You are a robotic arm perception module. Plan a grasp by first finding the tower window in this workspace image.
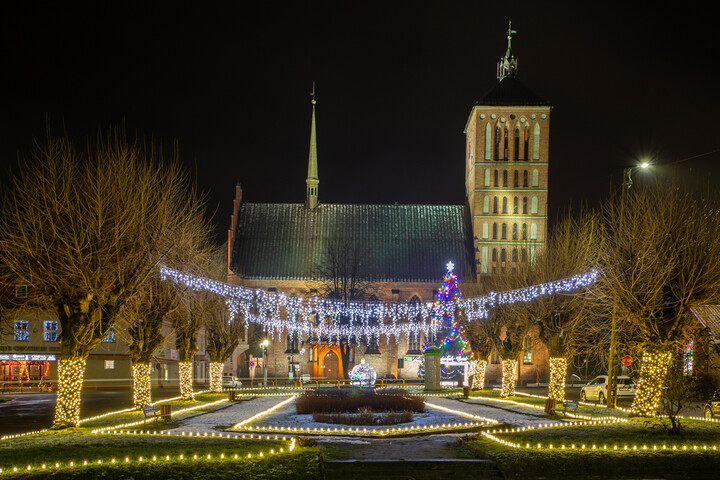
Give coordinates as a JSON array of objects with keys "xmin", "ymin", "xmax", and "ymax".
[
  {"xmin": 531, "ymin": 196, "xmax": 538, "ymax": 214},
  {"xmin": 495, "ymin": 125, "xmax": 501, "ymax": 160},
  {"xmin": 530, "ymin": 223, "xmax": 538, "ymax": 240},
  {"xmin": 501, "ymin": 224, "xmax": 507, "ymax": 239},
  {"xmin": 513, "ymin": 197, "xmax": 518, "ymax": 214},
  {"xmin": 514, "ymin": 127, "xmax": 520, "ymax": 160},
  {"xmin": 532, "ymin": 169, "xmax": 539, "ymax": 187},
  {"xmin": 494, "ymin": 170, "xmax": 499, "ymax": 187},
  {"xmin": 523, "ymin": 126, "xmax": 529, "ymax": 161},
  {"xmin": 513, "ymin": 223, "xmax": 518, "ymax": 240},
  {"xmin": 483, "ymin": 196, "xmax": 490, "ymax": 213},
  {"xmin": 504, "ymin": 127, "xmax": 509, "ymax": 160},
  {"xmin": 493, "ymin": 197, "xmax": 498, "ymax": 214},
  {"xmin": 523, "ymin": 170, "xmax": 528, "ymax": 187},
  {"xmin": 502, "ymin": 197, "xmax": 507, "ymax": 214},
  {"xmin": 513, "ymin": 170, "xmax": 519, "ymax": 187},
  {"xmin": 492, "ymin": 223, "xmax": 498, "ymax": 239},
  {"xmin": 502, "ymin": 170, "xmax": 508, "ymax": 187},
  {"xmin": 484, "ymin": 168, "xmax": 491, "ymax": 187},
  {"xmin": 482, "ymin": 222, "xmax": 489, "ymax": 239},
  {"xmin": 501, "ymin": 248, "xmax": 506, "ymax": 262},
  {"xmin": 523, "ymin": 197, "xmax": 528, "ymax": 214},
  {"xmin": 522, "ymin": 223, "xmax": 527, "ymax": 240},
  {"xmin": 492, "ymin": 248, "xmax": 497, "ymax": 261},
  {"xmin": 512, "ymin": 248, "xmax": 518, "ymax": 262}
]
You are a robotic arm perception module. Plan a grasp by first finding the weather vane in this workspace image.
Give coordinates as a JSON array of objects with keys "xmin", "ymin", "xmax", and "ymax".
[{"xmin": 310, "ymin": 81, "xmax": 316, "ymax": 105}]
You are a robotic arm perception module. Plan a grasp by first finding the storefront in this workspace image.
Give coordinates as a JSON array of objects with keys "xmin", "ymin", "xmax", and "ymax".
[{"xmin": 0, "ymin": 354, "xmax": 56, "ymax": 385}]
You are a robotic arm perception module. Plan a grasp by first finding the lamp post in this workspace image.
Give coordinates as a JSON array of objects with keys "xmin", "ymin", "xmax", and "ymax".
[
  {"xmin": 607, "ymin": 161, "xmax": 649, "ymax": 407},
  {"xmin": 261, "ymin": 339, "xmax": 269, "ymax": 387}
]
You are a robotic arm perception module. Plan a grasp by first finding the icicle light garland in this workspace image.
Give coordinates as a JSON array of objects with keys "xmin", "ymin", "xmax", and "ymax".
[
  {"xmin": 159, "ymin": 265, "xmax": 599, "ymax": 343},
  {"xmin": 132, "ymin": 364, "xmax": 152, "ymax": 408},
  {"xmin": 631, "ymin": 350, "xmax": 672, "ymax": 417},
  {"xmin": 179, "ymin": 362, "xmax": 194, "ymax": 400},
  {"xmin": 54, "ymin": 359, "xmax": 87, "ymax": 426},
  {"xmin": 501, "ymin": 359, "xmax": 517, "ymax": 397},
  {"xmin": 209, "ymin": 363, "xmax": 224, "ymax": 392},
  {"xmin": 548, "ymin": 357, "xmax": 568, "ymax": 402},
  {"xmin": 472, "ymin": 359, "xmax": 487, "ymax": 389}
]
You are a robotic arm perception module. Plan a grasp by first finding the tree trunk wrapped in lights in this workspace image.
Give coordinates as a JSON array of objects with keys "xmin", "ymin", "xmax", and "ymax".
[
  {"xmin": 132, "ymin": 363, "xmax": 152, "ymax": 408},
  {"xmin": 548, "ymin": 357, "xmax": 568, "ymax": 401},
  {"xmin": 179, "ymin": 361, "xmax": 194, "ymax": 400},
  {"xmin": 501, "ymin": 359, "xmax": 517, "ymax": 397},
  {"xmin": 54, "ymin": 359, "xmax": 86, "ymax": 427},
  {"xmin": 472, "ymin": 359, "xmax": 487, "ymax": 389},
  {"xmin": 209, "ymin": 362, "xmax": 224, "ymax": 392},
  {"xmin": 631, "ymin": 350, "xmax": 672, "ymax": 417}
]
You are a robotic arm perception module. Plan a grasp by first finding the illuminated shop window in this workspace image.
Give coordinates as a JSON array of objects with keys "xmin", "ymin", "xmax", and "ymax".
[{"xmin": 523, "ymin": 337, "xmax": 533, "ymax": 364}]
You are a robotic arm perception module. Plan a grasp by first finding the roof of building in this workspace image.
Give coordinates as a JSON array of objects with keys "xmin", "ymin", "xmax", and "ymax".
[
  {"xmin": 230, "ymin": 203, "xmax": 476, "ymax": 283},
  {"xmin": 475, "ymin": 77, "xmax": 550, "ymax": 107},
  {"xmin": 691, "ymin": 305, "xmax": 720, "ymax": 340}
]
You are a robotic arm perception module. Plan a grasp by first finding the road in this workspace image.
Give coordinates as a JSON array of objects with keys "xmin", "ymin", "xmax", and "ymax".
[{"xmin": 0, "ymin": 388, "xmax": 182, "ymax": 436}]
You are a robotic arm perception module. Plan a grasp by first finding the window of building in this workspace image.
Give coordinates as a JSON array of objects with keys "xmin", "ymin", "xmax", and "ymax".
[
  {"xmin": 494, "ymin": 125, "xmax": 501, "ymax": 160},
  {"xmin": 532, "ymin": 169, "xmax": 539, "ymax": 187},
  {"xmin": 15, "ymin": 285, "xmax": 28, "ymax": 299},
  {"xmin": 483, "ymin": 196, "xmax": 489, "ymax": 213},
  {"xmin": 523, "ymin": 170, "xmax": 528, "ymax": 187},
  {"xmin": 492, "ymin": 248, "xmax": 497, "ymax": 261},
  {"xmin": 407, "ymin": 296, "xmax": 422, "ymax": 354},
  {"xmin": 514, "ymin": 128, "xmax": 520, "ymax": 160},
  {"xmin": 502, "ymin": 170, "xmax": 508, "ymax": 187},
  {"xmin": 482, "ymin": 222, "xmax": 489, "ymax": 239},
  {"xmin": 44, "ymin": 321, "xmax": 58, "ymax": 342},
  {"xmin": 286, "ymin": 316, "xmax": 300, "ymax": 353},
  {"xmin": 500, "ymin": 248, "xmax": 506, "ymax": 262},
  {"xmin": 513, "ymin": 170, "xmax": 519, "ymax": 187},
  {"xmin": 512, "ymin": 248, "xmax": 518, "ymax": 262},
  {"xmin": 531, "ymin": 196, "xmax": 538, "ymax": 214},
  {"xmin": 530, "ymin": 223, "xmax": 538, "ymax": 240},
  {"xmin": 512, "ymin": 223, "xmax": 518, "ymax": 240},
  {"xmin": 104, "ymin": 360, "xmax": 115, "ymax": 370},
  {"xmin": 522, "ymin": 223, "xmax": 527, "ymax": 239},
  {"xmin": 492, "ymin": 223, "xmax": 497, "ymax": 239},
  {"xmin": 494, "ymin": 169, "xmax": 499, "ymax": 186},
  {"xmin": 103, "ymin": 326, "xmax": 116, "ymax": 343},
  {"xmin": 484, "ymin": 168, "xmax": 491, "ymax": 187},
  {"xmin": 523, "ymin": 197, "xmax": 528, "ymax": 214},
  {"xmin": 502, "ymin": 197, "xmax": 507, "ymax": 214},
  {"xmin": 523, "ymin": 126, "xmax": 529, "ymax": 161},
  {"xmin": 391, "ymin": 289, "xmax": 400, "ymax": 295},
  {"xmin": 485, "ymin": 123, "xmax": 492, "ymax": 160},
  {"xmin": 503, "ymin": 127, "xmax": 509, "ymax": 160},
  {"xmin": 522, "ymin": 248, "xmax": 527, "ymax": 262},
  {"xmin": 501, "ymin": 223, "xmax": 507, "ymax": 239},
  {"xmin": 365, "ymin": 333, "xmax": 380, "ymax": 354},
  {"xmin": 513, "ymin": 197, "xmax": 518, "ymax": 214},
  {"xmin": 523, "ymin": 337, "xmax": 533, "ymax": 364},
  {"xmin": 14, "ymin": 320, "xmax": 30, "ymax": 341},
  {"xmin": 493, "ymin": 197, "xmax": 498, "ymax": 213},
  {"xmin": 533, "ymin": 123, "xmax": 540, "ymax": 160}
]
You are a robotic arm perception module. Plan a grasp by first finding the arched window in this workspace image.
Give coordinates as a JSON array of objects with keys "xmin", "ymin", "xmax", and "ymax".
[
  {"xmin": 530, "ymin": 223, "xmax": 538, "ymax": 240},
  {"xmin": 501, "ymin": 248, "xmax": 507, "ymax": 262},
  {"xmin": 494, "ymin": 124, "xmax": 501, "ymax": 160},
  {"xmin": 482, "ymin": 222, "xmax": 489, "ymax": 239},
  {"xmin": 494, "ymin": 169, "xmax": 499, "ymax": 187},
  {"xmin": 407, "ymin": 296, "xmax": 422, "ymax": 353},
  {"xmin": 286, "ymin": 295, "xmax": 299, "ymax": 353},
  {"xmin": 514, "ymin": 170, "xmax": 519, "ymax": 187},
  {"xmin": 513, "ymin": 197, "xmax": 518, "ymax": 214},
  {"xmin": 503, "ymin": 170, "xmax": 508, "ymax": 187},
  {"xmin": 483, "ymin": 196, "xmax": 490, "ymax": 213},
  {"xmin": 484, "ymin": 168, "xmax": 491, "ymax": 187},
  {"xmin": 492, "ymin": 248, "xmax": 497, "ymax": 261},
  {"xmin": 533, "ymin": 123, "xmax": 540, "ymax": 160},
  {"xmin": 512, "ymin": 248, "xmax": 518, "ymax": 262},
  {"xmin": 513, "ymin": 223, "xmax": 518, "ymax": 240},
  {"xmin": 504, "ymin": 126, "xmax": 509, "ymax": 160},
  {"xmin": 523, "ymin": 170, "xmax": 528, "ymax": 187},
  {"xmin": 532, "ymin": 169, "xmax": 539, "ymax": 187},
  {"xmin": 514, "ymin": 127, "xmax": 520, "ymax": 160},
  {"xmin": 531, "ymin": 196, "xmax": 538, "ymax": 214},
  {"xmin": 485, "ymin": 123, "xmax": 492, "ymax": 160},
  {"xmin": 502, "ymin": 197, "xmax": 507, "ymax": 213},
  {"xmin": 493, "ymin": 197, "xmax": 498, "ymax": 213},
  {"xmin": 523, "ymin": 125, "xmax": 529, "ymax": 161},
  {"xmin": 523, "ymin": 197, "xmax": 528, "ymax": 214},
  {"xmin": 522, "ymin": 248, "xmax": 527, "ymax": 262},
  {"xmin": 501, "ymin": 223, "xmax": 507, "ymax": 239},
  {"xmin": 522, "ymin": 223, "xmax": 527, "ymax": 239},
  {"xmin": 492, "ymin": 223, "xmax": 498, "ymax": 239}
]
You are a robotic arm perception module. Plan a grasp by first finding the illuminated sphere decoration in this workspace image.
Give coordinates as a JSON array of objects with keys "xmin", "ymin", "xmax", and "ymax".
[{"xmin": 350, "ymin": 362, "xmax": 377, "ymax": 387}]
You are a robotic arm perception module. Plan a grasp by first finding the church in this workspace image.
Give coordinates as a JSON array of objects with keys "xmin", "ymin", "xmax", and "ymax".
[{"xmin": 226, "ymin": 25, "xmax": 552, "ymax": 385}]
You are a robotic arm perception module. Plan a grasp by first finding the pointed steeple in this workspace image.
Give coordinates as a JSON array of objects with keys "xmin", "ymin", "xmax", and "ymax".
[
  {"xmin": 497, "ymin": 21, "xmax": 518, "ymax": 80},
  {"xmin": 305, "ymin": 83, "xmax": 319, "ymax": 209}
]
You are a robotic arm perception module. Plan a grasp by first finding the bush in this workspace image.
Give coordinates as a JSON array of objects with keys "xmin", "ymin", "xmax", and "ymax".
[
  {"xmin": 295, "ymin": 388, "xmax": 424, "ymax": 414},
  {"xmin": 312, "ymin": 411, "xmax": 413, "ymax": 426}
]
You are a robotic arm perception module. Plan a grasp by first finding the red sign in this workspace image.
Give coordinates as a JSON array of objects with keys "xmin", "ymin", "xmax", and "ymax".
[{"xmin": 622, "ymin": 355, "xmax": 633, "ymax": 366}]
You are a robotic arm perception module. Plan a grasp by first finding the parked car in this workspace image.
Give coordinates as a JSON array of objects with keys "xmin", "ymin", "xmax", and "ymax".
[
  {"xmin": 222, "ymin": 375, "xmax": 242, "ymax": 388},
  {"xmin": 580, "ymin": 375, "xmax": 637, "ymax": 402},
  {"xmin": 703, "ymin": 389, "xmax": 720, "ymax": 418}
]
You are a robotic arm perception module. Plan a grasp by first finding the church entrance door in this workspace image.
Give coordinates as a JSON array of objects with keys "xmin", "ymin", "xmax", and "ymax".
[{"xmin": 323, "ymin": 352, "xmax": 339, "ymax": 379}]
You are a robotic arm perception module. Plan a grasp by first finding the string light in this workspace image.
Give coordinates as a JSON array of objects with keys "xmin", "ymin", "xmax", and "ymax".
[
  {"xmin": 209, "ymin": 363, "xmax": 224, "ymax": 393},
  {"xmin": 501, "ymin": 359, "xmax": 517, "ymax": 397},
  {"xmin": 472, "ymin": 359, "xmax": 487, "ymax": 389},
  {"xmin": 54, "ymin": 359, "xmax": 87, "ymax": 427},
  {"xmin": 548, "ymin": 358, "xmax": 568, "ymax": 402},
  {"xmin": 631, "ymin": 350, "xmax": 672, "ymax": 417},
  {"xmin": 179, "ymin": 362, "xmax": 194, "ymax": 400},
  {"xmin": 132, "ymin": 363, "xmax": 152, "ymax": 408}
]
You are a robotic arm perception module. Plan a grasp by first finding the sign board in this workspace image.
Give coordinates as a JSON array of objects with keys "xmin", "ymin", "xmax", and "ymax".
[
  {"xmin": 622, "ymin": 355, "xmax": 633, "ymax": 366},
  {"xmin": 0, "ymin": 354, "xmax": 57, "ymax": 361}
]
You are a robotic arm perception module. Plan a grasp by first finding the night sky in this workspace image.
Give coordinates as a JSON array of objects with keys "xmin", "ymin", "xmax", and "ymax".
[{"xmin": 2, "ymin": 2, "xmax": 718, "ymax": 245}]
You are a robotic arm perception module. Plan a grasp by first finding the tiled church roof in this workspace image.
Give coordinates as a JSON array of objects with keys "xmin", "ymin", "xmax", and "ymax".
[
  {"xmin": 475, "ymin": 77, "xmax": 550, "ymax": 107},
  {"xmin": 230, "ymin": 203, "xmax": 475, "ymax": 283}
]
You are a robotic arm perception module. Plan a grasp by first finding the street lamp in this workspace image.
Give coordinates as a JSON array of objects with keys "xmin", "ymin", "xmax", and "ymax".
[
  {"xmin": 607, "ymin": 161, "xmax": 651, "ymax": 407},
  {"xmin": 261, "ymin": 339, "xmax": 269, "ymax": 387}
]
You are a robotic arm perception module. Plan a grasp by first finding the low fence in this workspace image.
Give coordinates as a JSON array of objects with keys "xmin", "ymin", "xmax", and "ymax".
[{"xmin": 239, "ymin": 377, "xmax": 425, "ymax": 389}]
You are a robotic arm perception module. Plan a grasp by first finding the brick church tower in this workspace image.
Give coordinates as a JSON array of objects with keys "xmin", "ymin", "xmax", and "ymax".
[{"xmin": 464, "ymin": 22, "xmax": 552, "ymax": 276}]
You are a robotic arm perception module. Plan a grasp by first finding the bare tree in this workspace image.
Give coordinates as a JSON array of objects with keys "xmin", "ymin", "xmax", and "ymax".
[
  {"xmin": 313, "ymin": 239, "xmax": 377, "ymax": 379},
  {"xmin": 592, "ymin": 182, "xmax": 720, "ymax": 416},
  {"xmin": 0, "ymin": 128, "xmax": 206, "ymax": 427},
  {"xmin": 205, "ymin": 296, "xmax": 245, "ymax": 392}
]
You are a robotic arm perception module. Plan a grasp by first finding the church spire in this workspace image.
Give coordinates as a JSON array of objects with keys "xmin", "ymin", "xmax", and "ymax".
[
  {"xmin": 305, "ymin": 83, "xmax": 319, "ymax": 209},
  {"xmin": 497, "ymin": 21, "xmax": 518, "ymax": 80}
]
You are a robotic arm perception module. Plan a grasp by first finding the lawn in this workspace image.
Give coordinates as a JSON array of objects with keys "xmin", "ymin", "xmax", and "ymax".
[{"xmin": 463, "ymin": 417, "xmax": 720, "ymax": 479}]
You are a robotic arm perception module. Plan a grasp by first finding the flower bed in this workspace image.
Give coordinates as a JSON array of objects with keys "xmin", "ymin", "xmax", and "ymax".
[
  {"xmin": 295, "ymin": 388, "xmax": 424, "ymax": 414},
  {"xmin": 311, "ymin": 411, "xmax": 413, "ymax": 426}
]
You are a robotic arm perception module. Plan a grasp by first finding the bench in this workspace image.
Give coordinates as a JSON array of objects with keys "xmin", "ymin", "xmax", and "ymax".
[
  {"xmin": 551, "ymin": 400, "xmax": 579, "ymax": 416},
  {"xmin": 142, "ymin": 405, "xmax": 171, "ymax": 424}
]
